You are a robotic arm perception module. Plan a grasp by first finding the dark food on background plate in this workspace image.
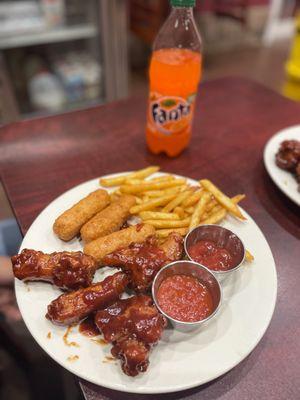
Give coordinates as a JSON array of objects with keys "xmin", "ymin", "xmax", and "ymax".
[
  {"xmin": 46, "ymin": 272, "xmax": 128, "ymax": 325},
  {"xmin": 103, "ymin": 233, "xmax": 183, "ymax": 292},
  {"xmin": 95, "ymin": 295, "xmax": 167, "ymax": 376},
  {"xmin": 12, "ymin": 249, "xmax": 97, "ymax": 291},
  {"xmin": 275, "ymin": 140, "xmax": 300, "ymax": 189}
]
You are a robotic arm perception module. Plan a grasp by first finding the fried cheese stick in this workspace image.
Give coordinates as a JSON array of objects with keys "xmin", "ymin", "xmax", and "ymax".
[
  {"xmin": 84, "ymin": 224, "xmax": 155, "ymax": 264},
  {"xmin": 53, "ymin": 189, "xmax": 110, "ymax": 241},
  {"xmin": 80, "ymin": 195, "xmax": 136, "ymax": 243}
]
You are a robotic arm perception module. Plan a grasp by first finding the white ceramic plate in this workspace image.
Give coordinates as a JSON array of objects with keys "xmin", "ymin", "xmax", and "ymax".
[
  {"xmin": 15, "ymin": 173, "xmax": 277, "ymax": 394},
  {"xmin": 264, "ymin": 125, "xmax": 300, "ymax": 206}
]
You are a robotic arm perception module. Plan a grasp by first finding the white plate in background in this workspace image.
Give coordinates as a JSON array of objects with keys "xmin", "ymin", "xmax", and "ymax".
[
  {"xmin": 15, "ymin": 173, "xmax": 277, "ymax": 394},
  {"xmin": 264, "ymin": 125, "xmax": 300, "ymax": 206}
]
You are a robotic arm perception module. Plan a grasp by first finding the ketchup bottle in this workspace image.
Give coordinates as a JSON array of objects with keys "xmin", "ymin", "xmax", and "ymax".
[{"xmin": 146, "ymin": 0, "xmax": 202, "ymax": 157}]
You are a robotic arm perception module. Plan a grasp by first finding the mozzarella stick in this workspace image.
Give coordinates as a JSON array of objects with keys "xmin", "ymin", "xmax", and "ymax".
[
  {"xmin": 84, "ymin": 224, "xmax": 155, "ymax": 264},
  {"xmin": 81, "ymin": 195, "xmax": 136, "ymax": 243},
  {"xmin": 53, "ymin": 189, "xmax": 110, "ymax": 241}
]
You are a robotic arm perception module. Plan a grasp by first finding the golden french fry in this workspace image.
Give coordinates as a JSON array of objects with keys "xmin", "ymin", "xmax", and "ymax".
[
  {"xmin": 100, "ymin": 175, "xmax": 129, "ymax": 187},
  {"xmin": 201, "ymin": 208, "xmax": 227, "ymax": 225},
  {"xmin": 185, "ymin": 206, "xmax": 195, "ymax": 214},
  {"xmin": 182, "ymin": 189, "xmax": 203, "ymax": 208},
  {"xmin": 189, "ymin": 192, "xmax": 211, "ymax": 229},
  {"xmin": 232, "ymin": 194, "xmax": 246, "ymax": 204},
  {"xmin": 130, "ymin": 194, "xmax": 176, "ymax": 214},
  {"xmin": 100, "ymin": 166, "xmax": 159, "ymax": 187},
  {"xmin": 120, "ymin": 179, "xmax": 186, "ymax": 194},
  {"xmin": 134, "ymin": 196, "xmax": 143, "ymax": 205},
  {"xmin": 146, "ymin": 186, "xmax": 187, "ymax": 198},
  {"xmin": 131, "ymin": 166, "xmax": 160, "ymax": 179},
  {"xmin": 174, "ymin": 206, "xmax": 185, "ymax": 219},
  {"xmin": 205, "ymin": 199, "xmax": 218, "ymax": 214},
  {"xmin": 156, "ymin": 228, "xmax": 188, "ymax": 238},
  {"xmin": 245, "ymin": 250, "xmax": 254, "ymax": 262},
  {"xmin": 200, "ymin": 179, "xmax": 246, "ymax": 220},
  {"xmin": 200, "ymin": 212, "xmax": 209, "ymax": 221},
  {"xmin": 143, "ymin": 195, "xmax": 150, "ymax": 202},
  {"xmin": 200, "ymin": 194, "xmax": 244, "ymax": 212},
  {"xmin": 208, "ymin": 204, "xmax": 222, "ymax": 215},
  {"xmin": 162, "ymin": 190, "xmax": 192, "ymax": 212},
  {"xmin": 146, "ymin": 218, "xmax": 190, "ymax": 229},
  {"xmin": 148, "ymin": 175, "xmax": 174, "ymax": 183},
  {"xmin": 203, "ymin": 194, "xmax": 243, "ymax": 213},
  {"xmin": 203, "ymin": 194, "xmax": 244, "ymax": 220},
  {"xmin": 200, "ymin": 194, "xmax": 243, "ymax": 223},
  {"xmin": 140, "ymin": 211, "xmax": 180, "ymax": 221},
  {"xmin": 125, "ymin": 178, "xmax": 144, "ymax": 185}
]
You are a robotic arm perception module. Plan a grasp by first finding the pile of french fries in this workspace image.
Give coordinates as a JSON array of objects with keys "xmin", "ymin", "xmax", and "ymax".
[{"xmin": 100, "ymin": 166, "xmax": 253, "ymax": 262}]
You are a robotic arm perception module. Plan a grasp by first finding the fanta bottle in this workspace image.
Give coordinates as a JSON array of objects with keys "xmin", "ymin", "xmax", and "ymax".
[{"xmin": 146, "ymin": 0, "xmax": 202, "ymax": 157}]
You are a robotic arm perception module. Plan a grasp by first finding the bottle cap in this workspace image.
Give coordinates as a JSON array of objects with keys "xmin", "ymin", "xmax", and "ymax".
[{"xmin": 171, "ymin": 0, "xmax": 196, "ymax": 7}]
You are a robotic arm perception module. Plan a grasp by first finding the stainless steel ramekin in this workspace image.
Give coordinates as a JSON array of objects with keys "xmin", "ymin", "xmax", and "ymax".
[
  {"xmin": 152, "ymin": 260, "xmax": 222, "ymax": 332},
  {"xmin": 184, "ymin": 225, "xmax": 245, "ymax": 281}
]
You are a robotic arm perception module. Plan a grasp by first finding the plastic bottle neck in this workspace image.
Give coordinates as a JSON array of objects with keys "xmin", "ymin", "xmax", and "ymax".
[
  {"xmin": 171, "ymin": 6, "xmax": 193, "ymax": 18},
  {"xmin": 170, "ymin": 7, "xmax": 195, "ymax": 33},
  {"xmin": 153, "ymin": 4, "xmax": 201, "ymax": 52}
]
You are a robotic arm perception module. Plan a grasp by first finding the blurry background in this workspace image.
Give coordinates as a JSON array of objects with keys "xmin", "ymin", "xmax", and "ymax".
[
  {"xmin": 0, "ymin": 0, "xmax": 299, "ymax": 399},
  {"xmin": 0, "ymin": 0, "xmax": 298, "ymax": 125}
]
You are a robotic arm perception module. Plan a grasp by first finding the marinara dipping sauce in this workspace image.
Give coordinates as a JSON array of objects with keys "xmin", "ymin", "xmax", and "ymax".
[
  {"xmin": 156, "ymin": 274, "xmax": 213, "ymax": 323},
  {"xmin": 188, "ymin": 240, "xmax": 235, "ymax": 271}
]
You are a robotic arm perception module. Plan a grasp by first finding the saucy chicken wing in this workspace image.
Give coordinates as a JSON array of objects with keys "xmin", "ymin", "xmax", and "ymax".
[
  {"xmin": 46, "ymin": 272, "xmax": 128, "ymax": 325},
  {"xmin": 276, "ymin": 140, "xmax": 300, "ymax": 171},
  {"xmin": 103, "ymin": 233, "xmax": 183, "ymax": 292},
  {"xmin": 12, "ymin": 249, "xmax": 97, "ymax": 291},
  {"xmin": 95, "ymin": 295, "xmax": 167, "ymax": 376}
]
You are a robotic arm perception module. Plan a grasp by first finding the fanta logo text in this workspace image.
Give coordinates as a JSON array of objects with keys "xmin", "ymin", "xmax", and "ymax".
[{"xmin": 151, "ymin": 101, "xmax": 191, "ymax": 126}]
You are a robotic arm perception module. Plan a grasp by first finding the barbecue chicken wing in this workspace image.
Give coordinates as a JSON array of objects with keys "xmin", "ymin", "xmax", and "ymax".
[
  {"xmin": 276, "ymin": 140, "xmax": 300, "ymax": 171},
  {"xmin": 12, "ymin": 249, "xmax": 97, "ymax": 290},
  {"xmin": 95, "ymin": 295, "xmax": 166, "ymax": 376},
  {"xmin": 46, "ymin": 272, "xmax": 128, "ymax": 325},
  {"xmin": 102, "ymin": 233, "xmax": 183, "ymax": 292}
]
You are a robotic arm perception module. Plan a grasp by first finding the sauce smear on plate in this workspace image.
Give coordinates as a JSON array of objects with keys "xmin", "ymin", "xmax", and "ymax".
[
  {"xmin": 157, "ymin": 274, "xmax": 213, "ymax": 322},
  {"xmin": 79, "ymin": 316, "xmax": 99, "ymax": 337}
]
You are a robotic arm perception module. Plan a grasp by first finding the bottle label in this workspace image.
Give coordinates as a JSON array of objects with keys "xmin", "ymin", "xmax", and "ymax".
[{"xmin": 148, "ymin": 93, "xmax": 196, "ymax": 135}]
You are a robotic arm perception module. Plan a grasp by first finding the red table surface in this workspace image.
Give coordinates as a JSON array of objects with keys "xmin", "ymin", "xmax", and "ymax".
[{"xmin": 1, "ymin": 78, "xmax": 300, "ymax": 400}]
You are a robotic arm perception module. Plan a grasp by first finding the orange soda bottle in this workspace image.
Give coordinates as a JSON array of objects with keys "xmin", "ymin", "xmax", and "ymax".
[{"xmin": 146, "ymin": 0, "xmax": 202, "ymax": 157}]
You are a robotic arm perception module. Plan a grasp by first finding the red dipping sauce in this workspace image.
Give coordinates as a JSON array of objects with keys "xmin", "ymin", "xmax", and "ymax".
[
  {"xmin": 188, "ymin": 240, "xmax": 234, "ymax": 271},
  {"xmin": 156, "ymin": 274, "xmax": 213, "ymax": 323}
]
